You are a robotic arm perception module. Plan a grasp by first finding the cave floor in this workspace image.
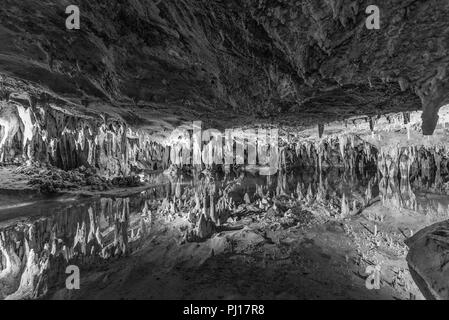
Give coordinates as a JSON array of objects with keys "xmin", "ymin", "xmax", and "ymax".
[{"xmin": 0, "ymin": 166, "xmax": 38, "ymax": 193}]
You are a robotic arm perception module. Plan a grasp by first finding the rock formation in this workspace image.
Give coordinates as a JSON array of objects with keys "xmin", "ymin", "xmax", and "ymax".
[
  {"xmin": 0, "ymin": 1, "xmax": 448, "ymax": 134},
  {"xmin": 1, "ymin": 0, "xmax": 449, "ymax": 301}
]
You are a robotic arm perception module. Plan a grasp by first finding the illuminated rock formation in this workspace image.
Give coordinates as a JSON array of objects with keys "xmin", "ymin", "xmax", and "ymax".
[{"xmin": 0, "ymin": 95, "xmax": 169, "ymax": 177}]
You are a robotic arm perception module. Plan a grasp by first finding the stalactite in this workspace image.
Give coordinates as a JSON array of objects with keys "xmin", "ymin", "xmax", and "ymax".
[
  {"xmin": 0, "ymin": 99, "xmax": 168, "ymax": 177},
  {"xmin": 318, "ymin": 124, "xmax": 324, "ymax": 138},
  {"xmin": 282, "ymin": 134, "xmax": 378, "ymax": 171}
]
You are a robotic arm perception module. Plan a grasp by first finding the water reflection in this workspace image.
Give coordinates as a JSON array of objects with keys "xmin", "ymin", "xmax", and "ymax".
[{"xmin": 1, "ymin": 165, "xmax": 449, "ymax": 299}]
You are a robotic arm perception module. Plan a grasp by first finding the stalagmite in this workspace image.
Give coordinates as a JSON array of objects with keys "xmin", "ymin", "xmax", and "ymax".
[
  {"xmin": 196, "ymin": 214, "xmax": 214, "ymax": 240},
  {"xmin": 244, "ymin": 193, "xmax": 251, "ymax": 204},
  {"xmin": 202, "ymin": 194, "xmax": 208, "ymax": 217},
  {"xmin": 210, "ymin": 194, "xmax": 219, "ymax": 226},
  {"xmin": 341, "ymin": 193, "xmax": 349, "ymax": 218}
]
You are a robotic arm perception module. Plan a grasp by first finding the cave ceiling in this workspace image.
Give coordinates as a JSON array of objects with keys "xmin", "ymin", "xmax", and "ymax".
[{"xmin": 0, "ymin": 0, "xmax": 448, "ymax": 134}]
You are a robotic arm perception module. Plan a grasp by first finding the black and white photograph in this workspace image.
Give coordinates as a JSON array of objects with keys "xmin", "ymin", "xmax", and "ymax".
[{"xmin": 0, "ymin": 0, "xmax": 448, "ymax": 305}]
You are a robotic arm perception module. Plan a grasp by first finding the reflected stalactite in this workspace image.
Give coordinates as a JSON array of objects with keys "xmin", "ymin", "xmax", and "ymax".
[{"xmin": 0, "ymin": 195, "xmax": 153, "ymax": 299}]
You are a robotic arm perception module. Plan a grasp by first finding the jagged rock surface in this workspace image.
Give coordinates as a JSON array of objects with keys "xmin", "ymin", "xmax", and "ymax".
[
  {"xmin": 0, "ymin": 0, "xmax": 448, "ymax": 132},
  {"xmin": 0, "ymin": 90, "xmax": 169, "ymax": 177},
  {"xmin": 406, "ymin": 220, "xmax": 449, "ymax": 300}
]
